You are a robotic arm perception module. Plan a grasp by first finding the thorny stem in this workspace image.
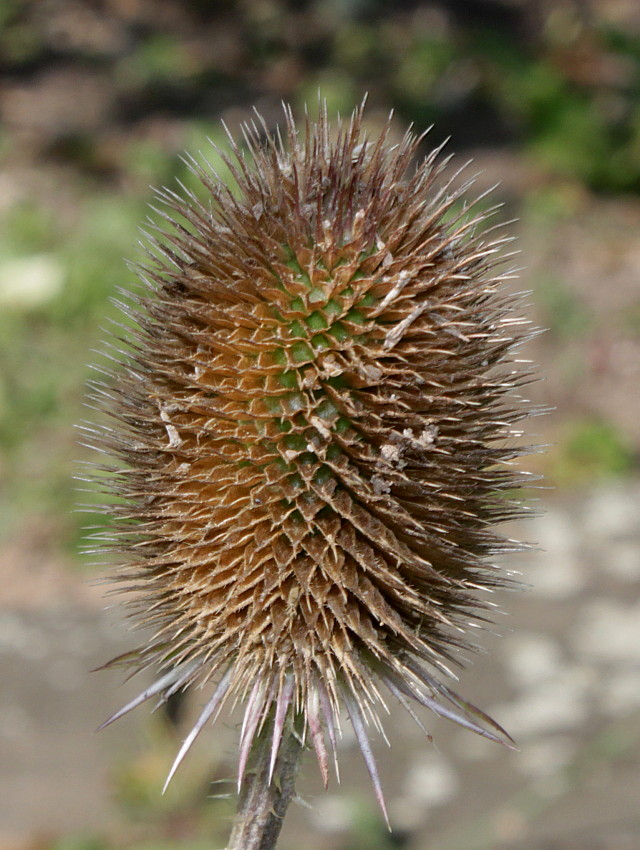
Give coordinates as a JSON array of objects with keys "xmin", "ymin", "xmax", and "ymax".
[{"xmin": 226, "ymin": 713, "xmax": 305, "ymax": 850}]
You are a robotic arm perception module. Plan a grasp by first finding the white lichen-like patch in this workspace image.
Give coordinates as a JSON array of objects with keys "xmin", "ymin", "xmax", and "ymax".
[
  {"xmin": 159, "ymin": 403, "xmax": 183, "ymax": 448},
  {"xmin": 380, "ymin": 443, "xmax": 402, "ymax": 463},
  {"xmin": 371, "ymin": 474, "xmax": 391, "ymax": 495}
]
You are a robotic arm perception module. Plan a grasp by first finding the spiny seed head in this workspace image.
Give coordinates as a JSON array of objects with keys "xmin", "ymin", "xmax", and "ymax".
[{"xmin": 88, "ymin": 102, "xmax": 538, "ymax": 811}]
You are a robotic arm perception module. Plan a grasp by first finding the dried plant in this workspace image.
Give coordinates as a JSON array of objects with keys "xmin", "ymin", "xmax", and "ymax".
[{"xmin": 87, "ymin": 101, "xmax": 539, "ymax": 848}]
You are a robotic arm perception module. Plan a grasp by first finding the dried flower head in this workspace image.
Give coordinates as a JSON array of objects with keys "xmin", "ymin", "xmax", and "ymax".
[{"xmin": 89, "ymin": 102, "xmax": 537, "ymax": 818}]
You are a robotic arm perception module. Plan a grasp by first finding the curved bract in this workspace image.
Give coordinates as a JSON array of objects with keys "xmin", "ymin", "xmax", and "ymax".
[{"xmin": 88, "ymin": 102, "xmax": 538, "ymax": 813}]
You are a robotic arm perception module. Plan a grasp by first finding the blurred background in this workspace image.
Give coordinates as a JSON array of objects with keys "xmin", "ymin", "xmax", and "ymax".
[{"xmin": 1, "ymin": 0, "xmax": 639, "ymax": 848}]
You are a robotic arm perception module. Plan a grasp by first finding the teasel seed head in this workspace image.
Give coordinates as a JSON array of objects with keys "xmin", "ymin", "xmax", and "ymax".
[{"xmin": 88, "ymin": 101, "xmax": 539, "ymax": 816}]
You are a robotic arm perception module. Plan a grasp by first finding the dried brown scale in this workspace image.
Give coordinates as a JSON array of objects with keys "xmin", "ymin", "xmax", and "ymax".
[{"xmin": 89, "ymin": 102, "xmax": 541, "ymax": 813}]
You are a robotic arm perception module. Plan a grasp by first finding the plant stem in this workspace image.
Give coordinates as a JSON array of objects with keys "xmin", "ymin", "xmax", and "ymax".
[{"xmin": 226, "ymin": 715, "xmax": 304, "ymax": 850}]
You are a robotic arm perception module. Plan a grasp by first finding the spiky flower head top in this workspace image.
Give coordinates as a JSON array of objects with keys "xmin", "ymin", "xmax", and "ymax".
[{"xmin": 92, "ymin": 102, "xmax": 536, "ymax": 818}]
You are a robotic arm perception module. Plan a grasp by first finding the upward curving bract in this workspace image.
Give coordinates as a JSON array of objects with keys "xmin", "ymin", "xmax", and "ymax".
[{"xmin": 89, "ymin": 102, "xmax": 538, "ymax": 813}]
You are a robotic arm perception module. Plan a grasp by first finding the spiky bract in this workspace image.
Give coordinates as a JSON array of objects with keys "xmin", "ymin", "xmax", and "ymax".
[{"xmin": 90, "ymin": 103, "xmax": 536, "ymax": 807}]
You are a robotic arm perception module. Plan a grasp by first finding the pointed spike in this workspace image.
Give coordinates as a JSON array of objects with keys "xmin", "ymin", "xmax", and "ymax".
[
  {"xmin": 162, "ymin": 666, "xmax": 233, "ymax": 793},
  {"xmin": 390, "ymin": 665, "xmax": 514, "ymax": 749},
  {"xmin": 342, "ymin": 686, "xmax": 390, "ymax": 829},
  {"xmin": 96, "ymin": 666, "xmax": 183, "ymax": 731},
  {"xmin": 152, "ymin": 659, "xmax": 202, "ymax": 711},
  {"xmin": 382, "ymin": 675, "xmax": 432, "ymax": 738},
  {"xmin": 420, "ymin": 689, "xmax": 510, "ymax": 747},
  {"xmin": 436, "ymin": 682, "xmax": 516, "ymax": 747},
  {"xmin": 238, "ymin": 680, "xmax": 267, "ymax": 792},
  {"xmin": 307, "ymin": 691, "xmax": 329, "ymax": 789},
  {"xmin": 316, "ymin": 680, "xmax": 340, "ymax": 783},
  {"xmin": 403, "ymin": 658, "xmax": 516, "ymax": 747},
  {"xmin": 269, "ymin": 676, "xmax": 294, "ymax": 784}
]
